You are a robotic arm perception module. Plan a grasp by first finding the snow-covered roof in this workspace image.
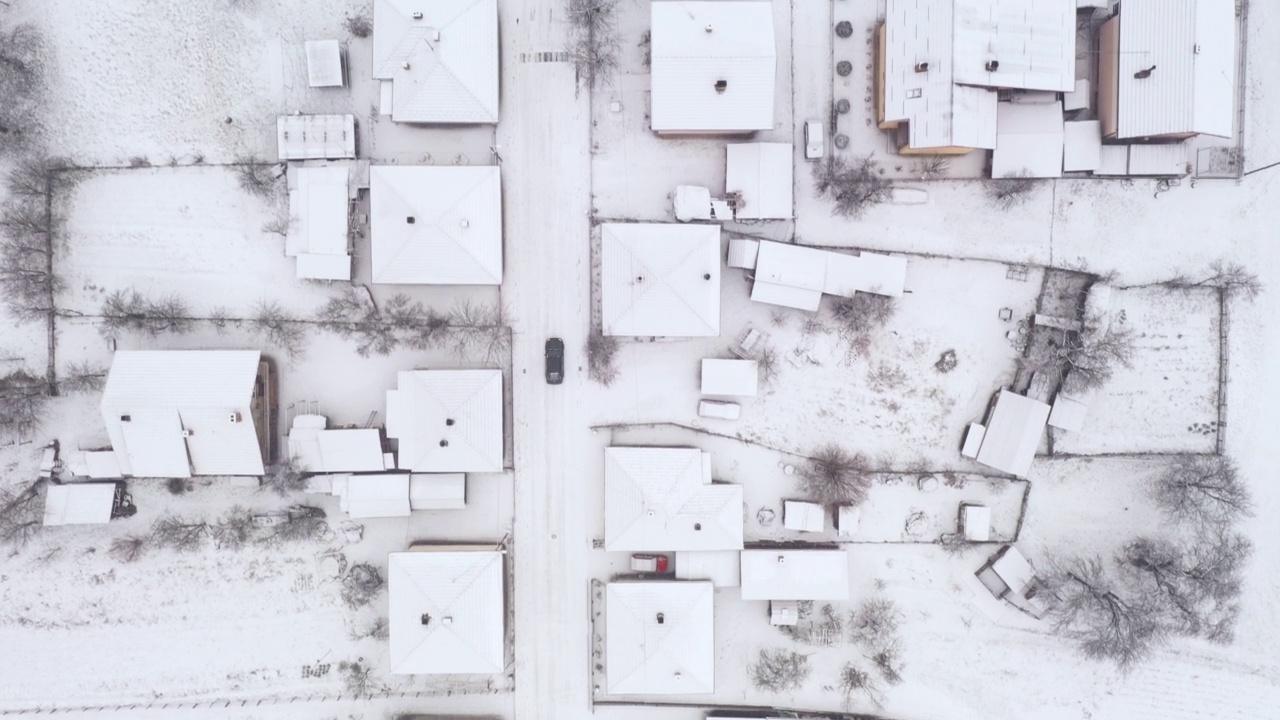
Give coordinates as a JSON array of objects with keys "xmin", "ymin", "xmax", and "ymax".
[
  {"xmin": 389, "ymin": 549, "xmax": 505, "ymax": 674},
  {"xmin": 341, "ymin": 473, "xmax": 411, "ymax": 518},
  {"xmin": 370, "ymin": 165, "xmax": 503, "ymax": 285},
  {"xmin": 675, "ymin": 550, "xmax": 742, "ymax": 587},
  {"xmin": 1048, "ymin": 393, "xmax": 1089, "ymax": 432},
  {"xmin": 1108, "ymin": 0, "xmax": 1236, "ymax": 139},
  {"xmin": 372, "ymin": 0, "xmax": 499, "ymax": 123},
  {"xmin": 100, "ymin": 351, "xmax": 264, "ymax": 478},
  {"xmin": 43, "ymin": 484, "xmax": 116, "ymax": 526},
  {"xmin": 650, "ymin": 1, "xmax": 776, "ymax": 133},
  {"xmin": 1127, "ymin": 143, "xmax": 1191, "ymax": 177},
  {"xmin": 288, "ymin": 425, "xmax": 385, "ymax": 473},
  {"xmin": 409, "ymin": 473, "xmax": 466, "ymax": 510},
  {"xmin": 783, "ymin": 500, "xmax": 825, "ymax": 532},
  {"xmin": 750, "ymin": 280, "xmax": 822, "ymax": 312},
  {"xmin": 276, "ymin": 114, "xmax": 356, "ymax": 160},
  {"xmin": 386, "ymin": 369, "xmax": 504, "ymax": 473},
  {"xmin": 604, "ymin": 447, "xmax": 743, "ymax": 552},
  {"xmin": 305, "ymin": 40, "xmax": 344, "ymax": 88},
  {"xmin": 606, "ymin": 581, "xmax": 715, "ymax": 694},
  {"xmin": 601, "ymin": 223, "xmax": 721, "ymax": 337},
  {"xmin": 740, "ymin": 549, "xmax": 851, "ymax": 600},
  {"xmin": 991, "ymin": 101, "xmax": 1065, "ymax": 179},
  {"xmin": 961, "ymin": 504, "xmax": 991, "ymax": 541},
  {"xmin": 753, "ymin": 242, "xmax": 907, "ymax": 303},
  {"xmin": 726, "ymin": 237, "xmax": 760, "ymax": 270},
  {"xmin": 990, "ymin": 545, "xmax": 1036, "ymax": 594},
  {"xmin": 952, "ymin": 0, "xmax": 1077, "ymax": 92},
  {"xmin": 725, "ymin": 143, "xmax": 792, "ymax": 219},
  {"xmin": 287, "ymin": 164, "xmax": 351, "ymax": 280},
  {"xmin": 700, "ymin": 359, "xmax": 758, "ymax": 397},
  {"xmin": 1063, "ymin": 120, "xmax": 1103, "ymax": 172},
  {"xmin": 975, "ymin": 389, "xmax": 1050, "ymax": 477}
]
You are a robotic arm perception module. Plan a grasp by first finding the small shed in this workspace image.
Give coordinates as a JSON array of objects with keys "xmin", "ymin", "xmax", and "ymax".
[
  {"xmin": 700, "ymin": 358, "xmax": 759, "ymax": 397},
  {"xmin": 1063, "ymin": 121, "xmax": 1103, "ymax": 172},
  {"xmin": 783, "ymin": 500, "xmax": 825, "ymax": 533},
  {"xmin": 674, "ymin": 185, "xmax": 712, "ymax": 222},
  {"xmin": 276, "ymin": 114, "xmax": 356, "ymax": 161},
  {"xmin": 338, "ymin": 474, "xmax": 411, "ymax": 518},
  {"xmin": 305, "ymin": 40, "xmax": 345, "ymax": 88},
  {"xmin": 976, "ymin": 545, "xmax": 1052, "ymax": 618},
  {"xmin": 43, "ymin": 483, "xmax": 118, "ymax": 526},
  {"xmin": 975, "ymin": 390, "xmax": 1051, "ymax": 477},
  {"xmin": 726, "ymin": 237, "xmax": 760, "ymax": 270},
  {"xmin": 960, "ymin": 422, "xmax": 986, "ymax": 459},
  {"xmin": 409, "ymin": 473, "xmax": 467, "ymax": 510},
  {"xmin": 740, "ymin": 549, "xmax": 850, "ymax": 601},
  {"xmin": 1128, "ymin": 144, "xmax": 1190, "ymax": 177},
  {"xmin": 725, "ymin": 143, "xmax": 793, "ymax": 220},
  {"xmin": 1048, "ymin": 393, "xmax": 1090, "ymax": 432},
  {"xmin": 675, "ymin": 550, "xmax": 742, "ymax": 587},
  {"xmin": 991, "ymin": 101, "xmax": 1065, "ymax": 179},
  {"xmin": 769, "ymin": 600, "xmax": 799, "ymax": 626},
  {"xmin": 959, "ymin": 503, "xmax": 991, "ymax": 542},
  {"xmin": 835, "ymin": 505, "xmax": 860, "ymax": 536}
]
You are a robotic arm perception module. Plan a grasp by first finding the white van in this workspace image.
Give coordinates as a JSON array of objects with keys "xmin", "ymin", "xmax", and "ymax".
[
  {"xmin": 698, "ymin": 400, "xmax": 741, "ymax": 420},
  {"xmin": 804, "ymin": 120, "xmax": 825, "ymax": 160}
]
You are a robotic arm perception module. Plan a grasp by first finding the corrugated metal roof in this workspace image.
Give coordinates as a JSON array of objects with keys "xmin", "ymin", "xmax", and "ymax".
[
  {"xmin": 650, "ymin": 1, "xmax": 776, "ymax": 133},
  {"xmin": 604, "ymin": 447, "xmax": 744, "ymax": 552},
  {"xmin": 305, "ymin": 40, "xmax": 344, "ymax": 88},
  {"xmin": 344, "ymin": 473, "xmax": 412, "ymax": 518},
  {"xmin": 750, "ymin": 280, "xmax": 822, "ymax": 311},
  {"xmin": 386, "ymin": 369, "xmax": 504, "ymax": 472},
  {"xmin": 276, "ymin": 115, "xmax": 356, "ymax": 160},
  {"xmin": 601, "ymin": 223, "xmax": 721, "ymax": 337},
  {"xmin": 372, "ymin": 0, "xmax": 499, "ymax": 123},
  {"xmin": 991, "ymin": 100, "xmax": 1065, "ymax": 178},
  {"xmin": 1063, "ymin": 120, "xmax": 1103, "ymax": 172},
  {"xmin": 740, "ymin": 549, "xmax": 851, "ymax": 600},
  {"xmin": 700, "ymin": 359, "xmax": 759, "ymax": 397},
  {"xmin": 43, "ymin": 484, "xmax": 117, "ymax": 526},
  {"xmin": 975, "ymin": 389, "xmax": 1050, "ymax": 477},
  {"xmin": 289, "ymin": 428, "xmax": 385, "ymax": 473},
  {"xmin": 101, "ymin": 351, "xmax": 264, "ymax": 478},
  {"xmin": 1114, "ymin": 0, "xmax": 1236, "ymax": 138},
  {"xmin": 953, "ymin": 0, "xmax": 1076, "ymax": 92},
  {"xmin": 390, "ymin": 550, "xmax": 505, "ymax": 674},
  {"xmin": 725, "ymin": 143, "xmax": 792, "ymax": 219},
  {"xmin": 287, "ymin": 165, "xmax": 350, "ymax": 280},
  {"xmin": 606, "ymin": 581, "xmax": 715, "ymax": 694},
  {"xmin": 1127, "ymin": 143, "xmax": 1191, "ymax": 176},
  {"xmin": 370, "ymin": 165, "xmax": 502, "ymax": 285}
]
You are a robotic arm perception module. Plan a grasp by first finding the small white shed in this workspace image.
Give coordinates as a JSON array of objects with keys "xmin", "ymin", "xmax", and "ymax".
[
  {"xmin": 960, "ymin": 504, "xmax": 991, "ymax": 542},
  {"xmin": 783, "ymin": 500, "xmax": 825, "ymax": 533},
  {"xmin": 836, "ymin": 505, "xmax": 861, "ymax": 536},
  {"xmin": 43, "ymin": 483, "xmax": 117, "ymax": 526},
  {"xmin": 700, "ymin": 359, "xmax": 759, "ymax": 397},
  {"xmin": 305, "ymin": 40, "xmax": 345, "ymax": 88},
  {"xmin": 337, "ymin": 474, "xmax": 411, "ymax": 518},
  {"xmin": 409, "ymin": 473, "xmax": 467, "ymax": 510}
]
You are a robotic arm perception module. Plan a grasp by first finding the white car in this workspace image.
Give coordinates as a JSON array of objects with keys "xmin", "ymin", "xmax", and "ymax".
[{"xmin": 804, "ymin": 120, "xmax": 825, "ymax": 160}]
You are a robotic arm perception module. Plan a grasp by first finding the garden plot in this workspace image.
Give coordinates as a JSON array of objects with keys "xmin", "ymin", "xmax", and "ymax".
[
  {"xmin": 588, "ymin": 254, "xmax": 1043, "ymax": 471},
  {"xmin": 589, "ymin": 0, "xmax": 794, "ymax": 221},
  {"xmin": 1052, "ymin": 286, "xmax": 1220, "ymax": 455},
  {"xmin": 604, "ymin": 424, "xmax": 1027, "ymax": 544}
]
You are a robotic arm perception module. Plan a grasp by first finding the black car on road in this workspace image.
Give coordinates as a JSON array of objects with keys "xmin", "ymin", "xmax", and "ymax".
[{"xmin": 545, "ymin": 338, "xmax": 565, "ymax": 384}]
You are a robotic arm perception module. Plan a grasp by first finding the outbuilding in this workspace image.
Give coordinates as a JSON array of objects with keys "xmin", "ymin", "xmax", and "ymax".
[{"xmin": 739, "ymin": 549, "xmax": 850, "ymax": 601}]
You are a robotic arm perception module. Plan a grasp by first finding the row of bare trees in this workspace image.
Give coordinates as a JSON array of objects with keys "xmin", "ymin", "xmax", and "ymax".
[{"xmin": 566, "ymin": 0, "xmax": 621, "ymax": 90}]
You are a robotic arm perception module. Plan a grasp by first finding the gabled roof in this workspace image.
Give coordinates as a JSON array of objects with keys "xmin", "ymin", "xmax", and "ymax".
[
  {"xmin": 725, "ymin": 143, "xmax": 792, "ymax": 219},
  {"xmin": 288, "ymin": 427, "xmax": 385, "ymax": 473},
  {"xmin": 650, "ymin": 1, "xmax": 776, "ymax": 133},
  {"xmin": 386, "ymin": 369, "xmax": 504, "ymax": 472},
  {"xmin": 601, "ymin": 223, "xmax": 721, "ymax": 337},
  {"xmin": 43, "ymin": 484, "xmax": 117, "ymax": 526},
  {"xmin": 1111, "ymin": 0, "xmax": 1236, "ymax": 138},
  {"xmin": 389, "ymin": 550, "xmax": 505, "ymax": 674},
  {"xmin": 370, "ymin": 165, "xmax": 502, "ymax": 285},
  {"xmin": 740, "ymin": 549, "xmax": 851, "ymax": 600},
  {"xmin": 604, "ymin": 447, "xmax": 743, "ymax": 552},
  {"xmin": 606, "ymin": 581, "xmax": 715, "ymax": 694},
  {"xmin": 287, "ymin": 164, "xmax": 351, "ymax": 280},
  {"xmin": 372, "ymin": 0, "xmax": 499, "ymax": 123},
  {"xmin": 100, "ymin": 351, "xmax": 264, "ymax": 478},
  {"xmin": 975, "ymin": 389, "xmax": 1050, "ymax": 477},
  {"xmin": 305, "ymin": 40, "xmax": 344, "ymax": 88}
]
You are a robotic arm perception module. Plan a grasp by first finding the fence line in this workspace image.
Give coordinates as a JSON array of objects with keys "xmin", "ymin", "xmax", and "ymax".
[{"xmin": 1216, "ymin": 287, "xmax": 1230, "ymax": 454}]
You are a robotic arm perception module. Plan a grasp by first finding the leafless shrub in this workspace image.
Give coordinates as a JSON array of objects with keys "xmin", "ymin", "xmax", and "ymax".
[
  {"xmin": 58, "ymin": 360, "xmax": 106, "ymax": 394},
  {"xmin": 0, "ymin": 370, "xmax": 47, "ymax": 440},
  {"xmin": 1043, "ymin": 555, "xmax": 1168, "ymax": 670},
  {"xmin": 587, "ymin": 327, "xmax": 619, "ymax": 386},
  {"xmin": 108, "ymin": 535, "xmax": 148, "ymax": 563},
  {"xmin": 839, "ymin": 661, "xmax": 883, "ymax": 709},
  {"xmin": 233, "ymin": 158, "xmax": 282, "ymax": 200},
  {"xmin": 212, "ymin": 506, "xmax": 256, "ymax": 550},
  {"xmin": 262, "ymin": 456, "xmax": 309, "ymax": 497},
  {"xmin": 338, "ymin": 659, "xmax": 380, "ymax": 696},
  {"xmin": 151, "ymin": 514, "xmax": 210, "ymax": 553},
  {"xmin": 98, "ymin": 288, "xmax": 195, "ymax": 338},
  {"xmin": 868, "ymin": 640, "xmax": 904, "ymax": 685},
  {"xmin": 1160, "ymin": 260, "xmax": 1262, "ymax": 301},
  {"xmin": 0, "ymin": 23, "xmax": 48, "ymax": 156},
  {"xmin": 1021, "ymin": 316, "xmax": 1135, "ymax": 394},
  {"xmin": 0, "ymin": 479, "xmax": 45, "ymax": 547},
  {"xmin": 0, "ymin": 190, "xmax": 60, "ymax": 323},
  {"xmin": 813, "ymin": 156, "xmax": 892, "ymax": 218},
  {"xmin": 261, "ymin": 214, "xmax": 291, "ymax": 237},
  {"xmin": 829, "ymin": 293, "xmax": 897, "ymax": 340},
  {"xmin": 757, "ymin": 344, "xmax": 779, "ymax": 388},
  {"xmin": 913, "ymin": 155, "xmax": 951, "ymax": 180},
  {"xmin": 166, "ymin": 477, "xmax": 190, "ymax": 495},
  {"xmin": 934, "ymin": 348, "xmax": 958, "ymax": 373},
  {"xmin": 799, "ymin": 444, "xmax": 873, "ymax": 508},
  {"xmin": 251, "ymin": 299, "xmax": 308, "ymax": 360},
  {"xmin": 848, "ymin": 597, "xmax": 901, "ymax": 651},
  {"xmin": 348, "ymin": 616, "xmax": 390, "ymax": 642},
  {"xmin": 342, "ymin": 563, "xmax": 385, "ymax": 609},
  {"xmin": 445, "ymin": 300, "xmax": 511, "ymax": 364},
  {"xmin": 344, "ymin": 14, "xmax": 373, "ymax": 39},
  {"xmin": 750, "ymin": 648, "xmax": 810, "ymax": 693},
  {"xmin": 987, "ymin": 169, "xmax": 1040, "ymax": 211},
  {"xmin": 272, "ymin": 515, "xmax": 328, "ymax": 544},
  {"xmin": 128, "ymin": 156, "xmax": 151, "ymax": 168},
  {"xmin": 1150, "ymin": 455, "xmax": 1251, "ymax": 530},
  {"xmin": 1118, "ymin": 533, "xmax": 1250, "ymax": 643},
  {"xmin": 567, "ymin": 0, "xmax": 621, "ymax": 89}
]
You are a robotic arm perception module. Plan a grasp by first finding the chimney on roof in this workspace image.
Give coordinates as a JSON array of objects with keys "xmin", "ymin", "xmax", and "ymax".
[
  {"xmin": 446, "ymin": 418, "xmax": 455, "ymax": 426},
  {"xmin": 656, "ymin": 612, "xmax": 665, "ymax": 624},
  {"xmin": 703, "ymin": 273, "xmax": 711, "ymax": 280},
  {"xmin": 460, "ymin": 219, "xmax": 470, "ymax": 228},
  {"xmin": 402, "ymin": 61, "xmax": 411, "ymax": 70},
  {"xmin": 412, "ymin": 11, "xmax": 423, "ymax": 19},
  {"xmin": 777, "ymin": 554, "xmax": 786, "ymax": 563},
  {"xmin": 406, "ymin": 216, "xmax": 416, "ymax": 224},
  {"xmin": 985, "ymin": 60, "xmax": 999, "ymax": 73},
  {"xmin": 1134, "ymin": 65, "xmax": 1156, "ymax": 79},
  {"xmin": 914, "ymin": 61, "xmax": 929, "ymax": 73},
  {"xmin": 714, "ymin": 79, "xmax": 727, "ymax": 94},
  {"xmin": 421, "ymin": 613, "xmax": 431, "ymax": 625},
  {"xmin": 705, "ymin": 24, "xmax": 713, "ymax": 33},
  {"xmin": 439, "ymin": 439, "xmax": 449, "ymax": 447},
  {"xmin": 442, "ymin": 616, "xmax": 453, "ymax": 626}
]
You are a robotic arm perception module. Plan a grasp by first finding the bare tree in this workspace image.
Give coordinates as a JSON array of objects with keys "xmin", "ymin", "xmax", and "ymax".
[
  {"xmin": 341, "ymin": 563, "xmax": 385, "ymax": 609},
  {"xmin": 347, "ymin": 616, "xmax": 390, "ymax": 642},
  {"xmin": 757, "ymin": 344, "xmax": 779, "ymax": 388},
  {"xmin": 0, "ymin": 23, "xmax": 47, "ymax": 156},
  {"xmin": 1118, "ymin": 533, "xmax": 1250, "ymax": 643},
  {"xmin": 251, "ymin": 300, "xmax": 308, "ymax": 359},
  {"xmin": 566, "ymin": 0, "xmax": 621, "ymax": 90},
  {"xmin": 1151, "ymin": 455, "xmax": 1251, "ymax": 529},
  {"xmin": 868, "ymin": 640, "xmax": 904, "ymax": 686},
  {"xmin": 262, "ymin": 456, "xmax": 310, "ymax": 497},
  {"xmin": 1021, "ymin": 316, "xmax": 1135, "ymax": 394},
  {"xmin": 587, "ymin": 326, "xmax": 619, "ymax": 386},
  {"xmin": 848, "ymin": 597, "xmax": 901, "ymax": 651},
  {"xmin": 232, "ymin": 158, "xmax": 282, "ymax": 200},
  {"xmin": 813, "ymin": 156, "xmax": 892, "ymax": 218},
  {"xmin": 109, "ymin": 535, "xmax": 148, "ymax": 563},
  {"xmin": 445, "ymin": 300, "xmax": 511, "ymax": 364},
  {"xmin": 750, "ymin": 648, "xmax": 810, "ymax": 693},
  {"xmin": 0, "ymin": 369, "xmax": 47, "ymax": 439},
  {"xmin": 212, "ymin": 506, "xmax": 256, "ymax": 550},
  {"xmin": 987, "ymin": 169, "xmax": 1040, "ymax": 211},
  {"xmin": 151, "ymin": 514, "xmax": 210, "ymax": 553},
  {"xmin": 338, "ymin": 659, "xmax": 382, "ymax": 696},
  {"xmin": 912, "ymin": 155, "xmax": 951, "ymax": 181},
  {"xmin": 272, "ymin": 515, "xmax": 328, "ymax": 544},
  {"xmin": 839, "ymin": 661, "xmax": 883, "ymax": 709},
  {"xmin": 344, "ymin": 14, "xmax": 373, "ymax": 39},
  {"xmin": 1043, "ymin": 555, "xmax": 1168, "ymax": 670},
  {"xmin": 0, "ymin": 192, "xmax": 59, "ymax": 322},
  {"xmin": 0, "ymin": 479, "xmax": 45, "ymax": 547},
  {"xmin": 98, "ymin": 288, "xmax": 196, "ymax": 338},
  {"xmin": 58, "ymin": 360, "xmax": 107, "ymax": 394},
  {"xmin": 799, "ymin": 444, "xmax": 873, "ymax": 508},
  {"xmin": 829, "ymin": 293, "xmax": 896, "ymax": 339},
  {"xmin": 1161, "ymin": 260, "xmax": 1262, "ymax": 301}
]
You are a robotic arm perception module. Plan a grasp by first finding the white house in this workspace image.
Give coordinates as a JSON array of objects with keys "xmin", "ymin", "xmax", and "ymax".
[
  {"xmin": 604, "ymin": 447, "xmax": 743, "ymax": 552},
  {"xmin": 606, "ymin": 581, "xmax": 715, "ymax": 694},
  {"xmin": 1098, "ymin": 0, "xmax": 1236, "ymax": 140},
  {"xmin": 725, "ymin": 143, "xmax": 792, "ymax": 219},
  {"xmin": 305, "ymin": 40, "xmax": 345, "ymax": 88},
  {"xmin": 601, "ymin": 223, "xmax": 721, "ymax": 337},
  {"xmin": 739, "ymin": 549, "xmax": 851, "ymax": 600},
  {"xmin": 650, "ymin": 1, "xmax": 776, "ymax": 134},
  {"xmin": 389, "ymin": 548, "xmax": 505, "ymax": 674},
  {"xmin": 100, "ymin": 351, "xmax": 268, "ymax": 478},
  {"xmin": 285, "ymin": 164, "xmax": 351, "ymax": 280},
  {"xmin": 877, "ymin": 0, "xmax": 1076, "ymax": 153},
  {"xmin": 386, "ymin": 369, "xmax": 504, "ymax": 473},
  {"xmin": 370, "ymin": 165, "xmax": 503, "ymax": 285},
  {"xmin": 974, "ymin": 389, "xmax": 1051, "ymax": 477},
  {"xmin": 372, "ymin": 0, "xmax": 499, "ymax": 124}
]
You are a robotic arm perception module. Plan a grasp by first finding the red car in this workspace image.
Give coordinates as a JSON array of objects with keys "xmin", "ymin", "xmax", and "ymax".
[{"xmin": 630, "ymin": 554, "xmax": 669, "ymax": 573}]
